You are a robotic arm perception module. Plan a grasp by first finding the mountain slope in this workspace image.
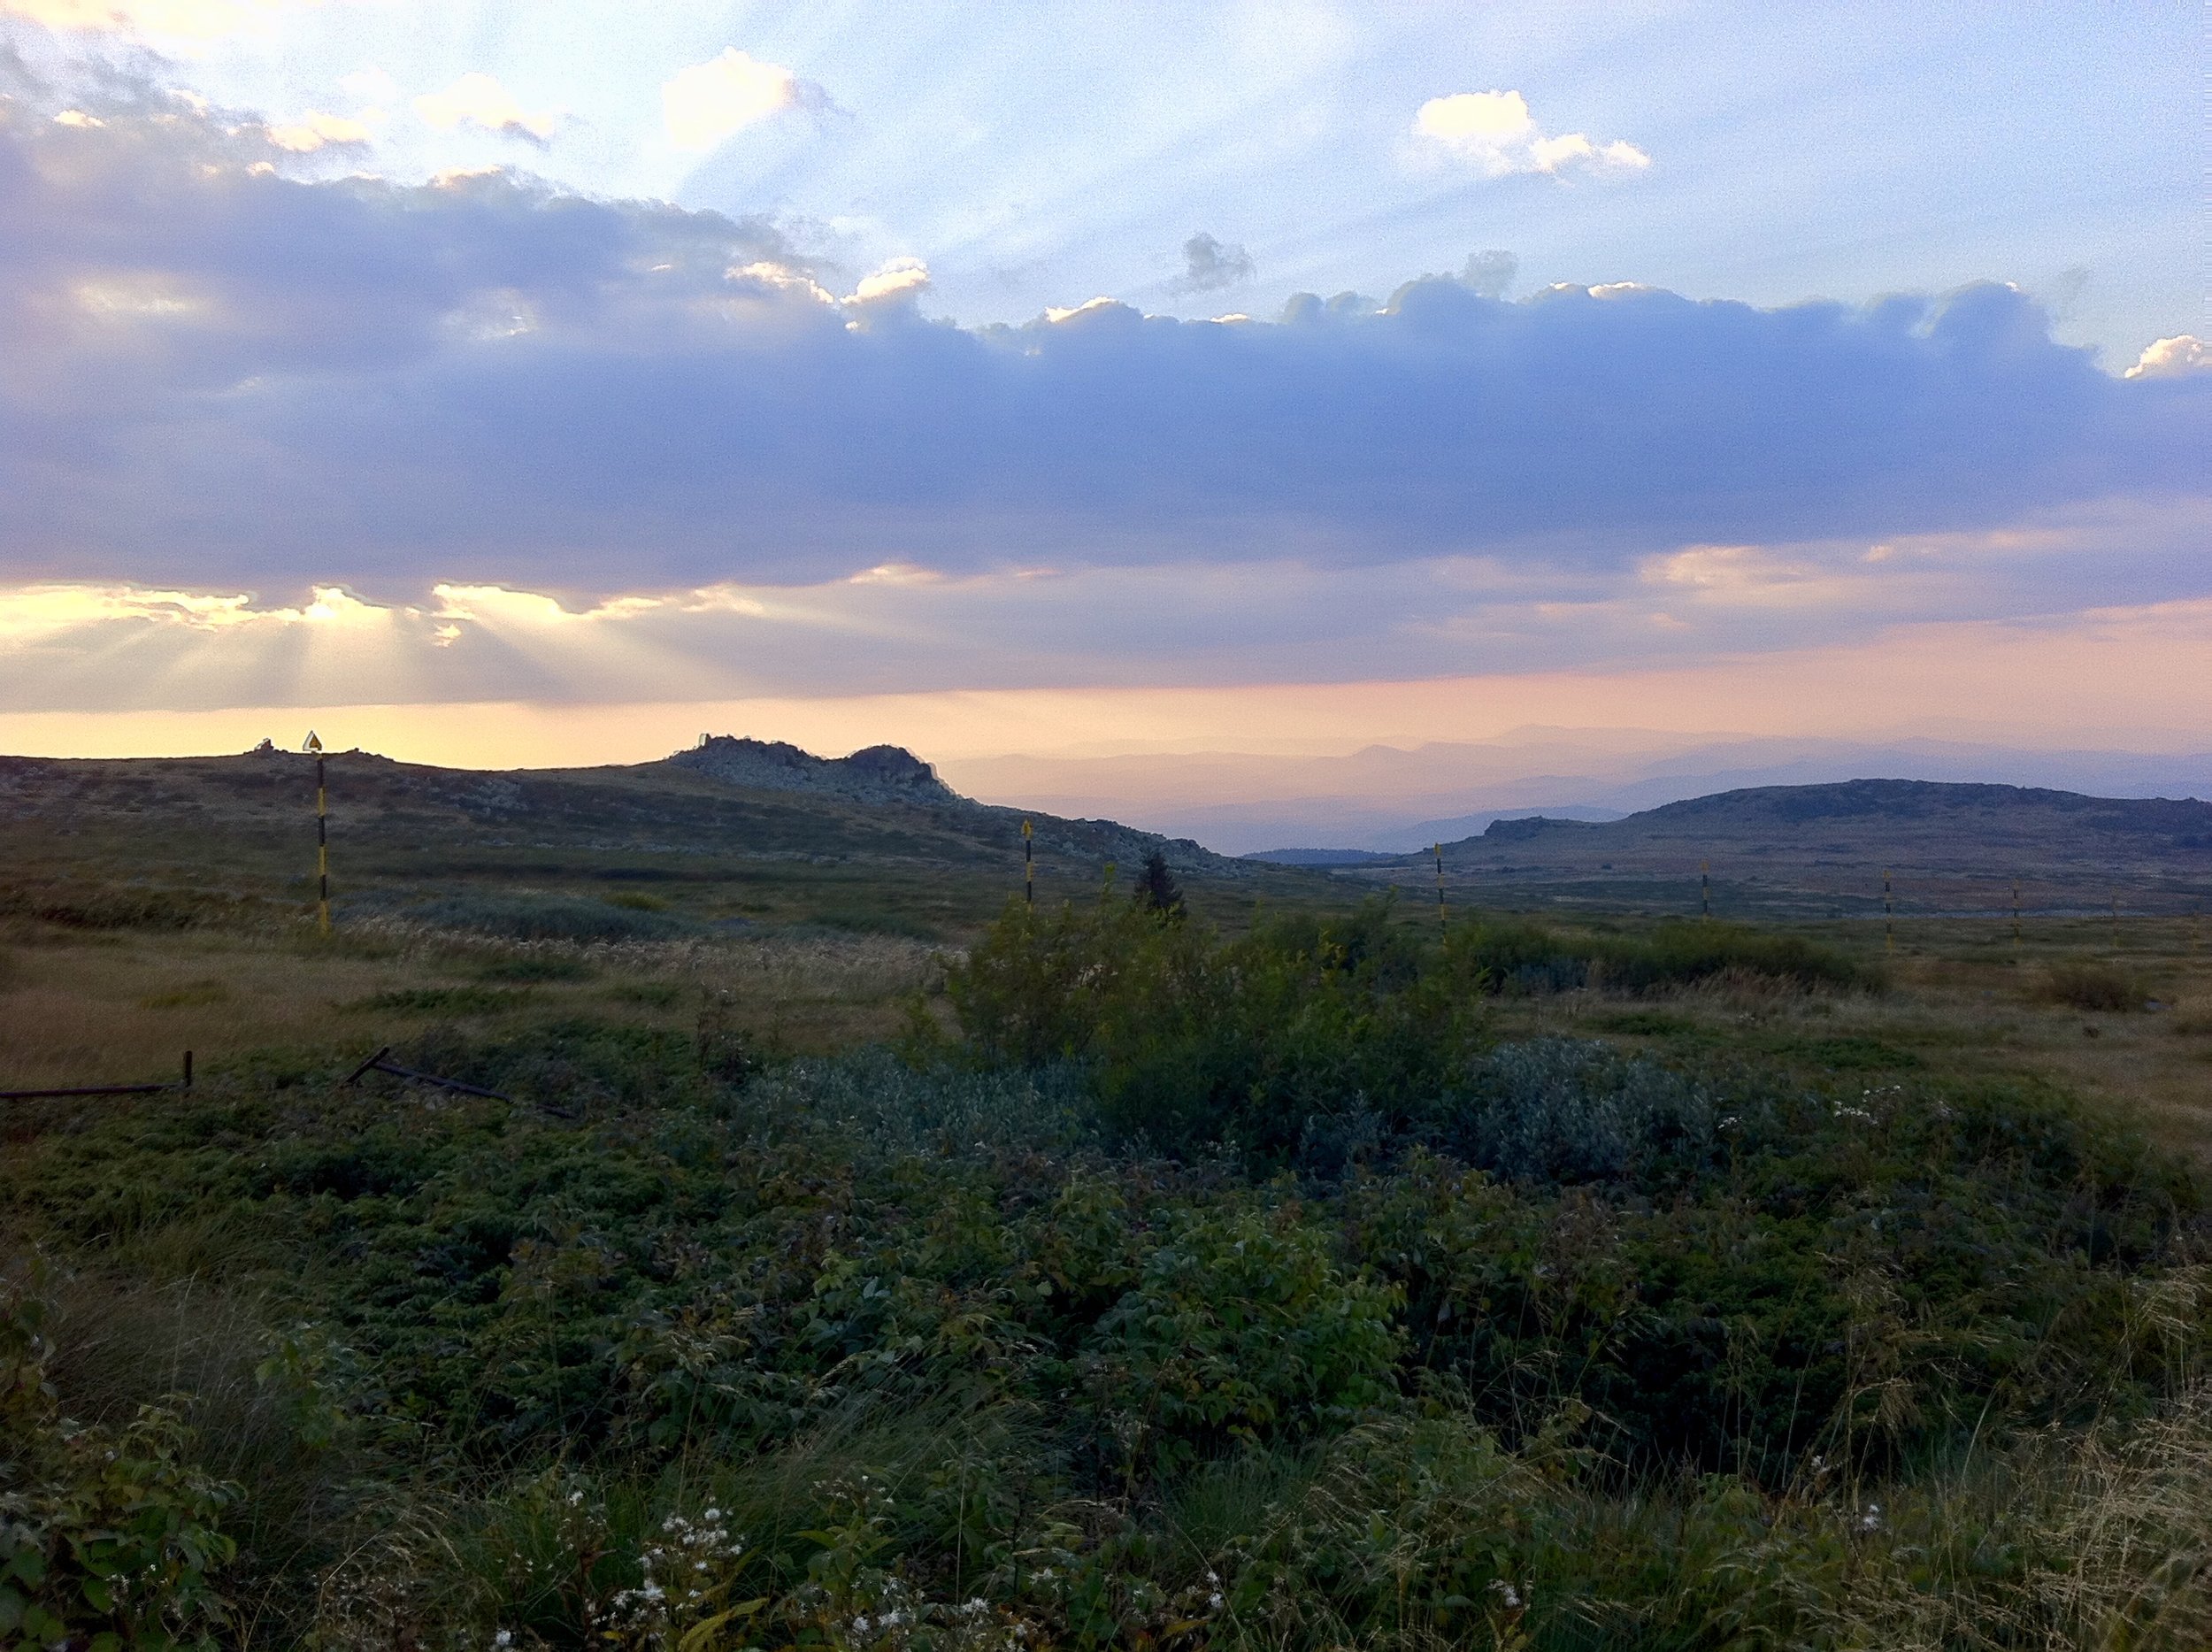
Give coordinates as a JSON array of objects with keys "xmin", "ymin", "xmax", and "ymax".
[
  {"xmin": 0, "ymin": 740, "xmax": 1289, "ymax": 941},
  {"xmin": 1341, "ymin": 779, "xmax": 2212, "ymax": 916}
]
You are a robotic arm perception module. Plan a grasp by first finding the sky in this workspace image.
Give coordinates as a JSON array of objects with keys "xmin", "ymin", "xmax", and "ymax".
[{"xmin": 0, "ymin": 1, "xmax": 2206, "ymax": 844}]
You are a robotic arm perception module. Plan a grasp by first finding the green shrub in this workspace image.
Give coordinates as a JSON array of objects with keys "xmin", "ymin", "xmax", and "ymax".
[
  {"xmin": 0, "ymin": 1286, "xmax": 240, "ymax": 1650},
  {"xmin": 1444, "ymin": 1037, "xmax": 1718, "ymax": 1184},
  {"xmin": 478, "ymin": 955, "xmax": 595, "ymax": 983},
  {"xmin": 348, "ymin": 986, "xmax": 533, "ymax": 1016},
  {"xmin": 946, "ymin": 895, "xmax": 1486, "ymax": 1156},
  {"xmin": 399, "ymin": 893, "xmax": 690, "ymax": 941},
  {"xmin": 2039, "ymin": 959, "xmax": 2145, "ymax": 1012},
  {"xmin": 1587, "ymin": 919, "xmax": 1878, "ymax": 993},
  {"xmin": 1084, "ymin": 1205, "xmax": 1402, "ymax": 1469},
  {"xmin": 941, "ymin": 900, "xmax": 1871, "ymax": 1166}
]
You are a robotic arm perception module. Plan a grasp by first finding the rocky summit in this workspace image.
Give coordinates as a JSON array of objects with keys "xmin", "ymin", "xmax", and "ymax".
[{"xmin": 666, "ymin": 735, "xmax": 963, "ymax": 805}]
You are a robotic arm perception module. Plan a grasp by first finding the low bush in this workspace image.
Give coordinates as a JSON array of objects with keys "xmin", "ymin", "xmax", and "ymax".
[
  {"xmin": 348, "ymin": 986, "xmax": 534, "ymax": 1016},
  {"xmin": 1083, "ymin": 1205, "xmax": 1402, "ymax": 1468},
  {"xmin": 2039, "ymin": 959, "xmax": 2147, "ymax": 1012},
  {"xmin": 0, "ymin": 881, "xmax": 257, "ymax": 932},
  {"xmin": 0, "ymin": 1285, "xmax": 241, "ymax": 1650},
  {"xmin": 941, "ymin": 896, "xmax": 1871, "ymax": 1161},
  {"xmin": 478, "ymin": 956, "xmax": 596, "ymax": 983},
  {"xmin": 1586, "ymin": 918, "xmax": 1880, "ymax": 993},
  {"xmin": 396, "ymin": 893, "xmax": 692, "ymax": 942}
]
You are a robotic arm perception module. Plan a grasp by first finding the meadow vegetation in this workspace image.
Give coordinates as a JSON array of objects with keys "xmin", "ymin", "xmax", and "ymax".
[{"xmin": 3, "ymin": 890, "xmax": 2209, "ymax": 1648}]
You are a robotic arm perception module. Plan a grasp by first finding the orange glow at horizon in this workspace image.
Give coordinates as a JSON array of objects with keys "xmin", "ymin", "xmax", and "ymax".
[{"xmin": 1, "ymin": 603, "xmax": 2207, "ymax": 781}]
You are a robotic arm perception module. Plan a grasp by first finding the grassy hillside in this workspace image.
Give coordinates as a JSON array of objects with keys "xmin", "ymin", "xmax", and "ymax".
[
  {"xmin": 0, "ymin": 747, "xmax": 1302, "ymax": 947},
  {"xmin": 1344, "ymin": 779, "xmax": 2212, "ymax": 919}
]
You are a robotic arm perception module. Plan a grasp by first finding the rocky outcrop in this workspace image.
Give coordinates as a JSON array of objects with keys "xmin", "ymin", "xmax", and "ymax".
[{"xmin": 667, "ymin": 736, "xmax": 964, "ymax": 806}]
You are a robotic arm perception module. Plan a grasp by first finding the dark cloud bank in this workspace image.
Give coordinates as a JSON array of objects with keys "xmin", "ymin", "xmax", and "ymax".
[{"xmin": 1, "ymin": 82, "xmax": 2203, "ymax": 596}]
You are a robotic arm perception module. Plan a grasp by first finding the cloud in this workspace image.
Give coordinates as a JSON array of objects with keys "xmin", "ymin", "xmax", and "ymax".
[
  {"xmin": 1414, "ymin": 90, "xmax": 1649, "ymax": 177},
  {"xmin": 2125, "ymin": 334, "xmax": 2209, "ymax": 380},
  {"xmin": 1458, "ymin": 250, "xmax": 1516, "ymax": 299},
  {"xmin": 0, "ymin": 76, "xmax": 2202, "ymax": 646},
  {"xmin": 413, "ymin": 73, "xmax": 561, "ymax": 143},
  {"xmin": 3, "ymin": 491, "xmax": 2203, "ymax": 719},
  {"xmin": 1, "ymin": 0, "xmax": 303, "ymax": 35},
  {"xmin": 846, "ymin": 256, "xmax": 929, "ymax": 305},
  {"xmin": 662, "ymin": 48, "xmax": 807, "ymax": 151},
  {"xmin": 1177, "ymin": 231, "xmax": 1254, "ymax": 293},
  {"xmin": 265, "ymin": 108, "xmax": 376, "ymax": 152}
]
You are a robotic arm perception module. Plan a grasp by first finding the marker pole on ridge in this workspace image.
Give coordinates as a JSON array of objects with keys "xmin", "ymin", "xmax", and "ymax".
[
  {"xmin": 1434, "ymin": 844, "xmax": 1446, "ymax": 930},
  {"xmin": 1023, "ymin": 818, "xmax": 1033, "ymax": 908},
  {"xmin": 305, "ymin": 730, "xmax": 329, "ymax": 935}
]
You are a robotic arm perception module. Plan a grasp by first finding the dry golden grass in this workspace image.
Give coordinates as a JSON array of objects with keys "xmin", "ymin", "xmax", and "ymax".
[
  {"xmin": 1824, "ymin": 1379, "xmax": 2212, "ymax": 1650},
  {"xmin": 0, "ymin": 919, "xmax": 945, "ymax": 1090}
]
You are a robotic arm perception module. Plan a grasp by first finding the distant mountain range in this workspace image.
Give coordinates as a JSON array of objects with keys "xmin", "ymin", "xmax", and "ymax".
[
  {"xmin": 1322, "ymin": 779, "xmax": 2212, "ymax": 917},
  {"xmin": 7, "ymin": 740, "xmax": 2209, "ymax": 931},
  {"xmin": 946, "ymin": 733, "xmax": 2212, "ymax": 856}
]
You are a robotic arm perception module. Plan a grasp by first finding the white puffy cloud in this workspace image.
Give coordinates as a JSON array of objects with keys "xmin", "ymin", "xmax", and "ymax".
[
  {"xmin": 1414, "ymin": 89, "xmax": 1649, "ymax": 177},
  {"xmin": 846, "ymin": 257, "xmax": 930, "ymax": 304},
  {"xmin": 662, "ymin": 48, "xmax": 803, "ymax": 151},
  {"xmin": 2125, "ymin": 334, "xmax": 2209, "ymax": 380},
  {"xmin": 413, "ymin": 73, "xmax": 562, "ymax": 143}
]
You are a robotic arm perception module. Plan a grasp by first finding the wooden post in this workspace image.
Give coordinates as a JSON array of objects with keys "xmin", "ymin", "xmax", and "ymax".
[
  {"xmin": 1434, "ymin": 843, "xmax": 1446, "ymax": 930},
  {"xmin": 2011, "ymin": 879, "xmax": 2021, "ymax": 951},
  {"xmin": 1701, "ymin": 859, "xmax": 1710, "ymax": 920},
  {"xmin": 1884, "ymin": 868, "xmax": 1893, "ymax": 954},
  {"xmin": 1022, "ymin": 818, "xmax": 1033, "ymax": 908},
  {"xmin": 305, "ymin": 730, "xmax": 329, "ymax": 935}
]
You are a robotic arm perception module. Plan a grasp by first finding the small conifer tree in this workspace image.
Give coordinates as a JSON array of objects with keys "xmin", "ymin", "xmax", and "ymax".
[{"xmin": 1134, "ymin": 849, "xmax": 1186, "ymax": 920}]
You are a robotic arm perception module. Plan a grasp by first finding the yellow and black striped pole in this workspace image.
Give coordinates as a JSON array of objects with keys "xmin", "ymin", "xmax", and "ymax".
[
  {"xmin": 1022, "ymin": 818, "xmax": 1033, "ymax": 908},
  {"xmin": 305, "ymin": 730, "xmax": 329, "ymax": 935}
]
